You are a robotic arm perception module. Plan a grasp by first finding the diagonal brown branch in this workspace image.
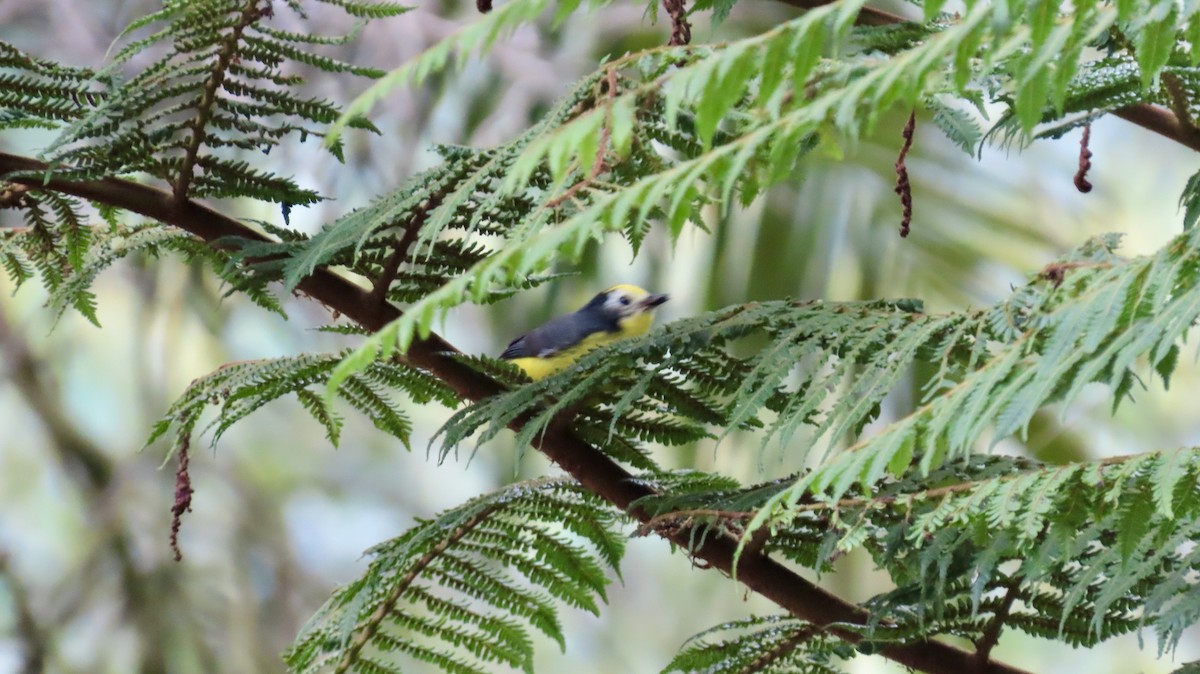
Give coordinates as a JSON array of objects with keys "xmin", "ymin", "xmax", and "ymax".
[
  {"xmin": 0, "ymin": 554, "xmax": 47, "ymax": 674},
  {"xmin": 0, "ymin": 151, "xmax": 1031, "ymax": 674}
]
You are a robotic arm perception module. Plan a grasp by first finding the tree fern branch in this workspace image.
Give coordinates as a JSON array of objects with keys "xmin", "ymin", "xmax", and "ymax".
[
  {"xmin": 974, "ymin": 575, "xmax": 1022, "ymax": 669},
  {"xmin": 0, "ymin": 150, "xmax": 1031, "ymax": 674},
  {"xmin": 174, "ymin": 0, "xmax": 271, "ymax": 200},
  {"xmin": 334, "ymin": 505, "xmax": 498, "ymax": 674},
  {"xmin": 1113, "ymin": 102, "xmax": 1200, "ymax": 152},
  {"xmin": 367, "ymin": 194, "xmax": 443, "ymax": 309}
]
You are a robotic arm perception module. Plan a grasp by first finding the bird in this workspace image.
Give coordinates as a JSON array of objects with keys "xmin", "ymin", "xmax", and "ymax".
[{"xmin": 500, "ymin": 284, "xmax": 669, "ymax": 380}]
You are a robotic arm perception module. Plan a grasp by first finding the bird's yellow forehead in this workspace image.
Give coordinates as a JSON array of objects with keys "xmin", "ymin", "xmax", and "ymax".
[{"xmin": 605, "ymin": 284, "xmax": 649, "ymax": 298}]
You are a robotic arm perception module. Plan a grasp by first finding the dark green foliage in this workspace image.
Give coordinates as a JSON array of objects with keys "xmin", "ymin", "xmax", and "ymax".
[
  {"xmin": 835, "ymin": 449, "xmax": 1200, "ymax": 650},
  {"xmin": 750, "ymin": 230, "xmax": 1200, "ymax": 506},
  {"xmin": 336, "ymin": 0, "xmax": 1187, "ymax": 361},
  {"xmin": 1, "ymin": 190, "xmax": 98, "ymax": 323},
  {"xmin": 148, "ymin": 353, "xmax": 457, "ymax": 452},
  {"xmin": 11, "ymin": 0, "xmax": 400, "ymax": 203},
  {"xmin": 7, "ymin": 0, "xmax": 1200, "ymax": 672},
  {"xmin": 433, "ymin": 299, "xmax": 934, "ymax": 470},
  {"xmin": 0, "ymin": 43, "xmax": 100, "ymax": 128},
  {"xmin": 1, "ymin": 194, "xmax": 285, "ymax": 323},
  {"xmin": 285, "ymin": 477, "xmax": 625, "ymax": 674},
  {"xmin": 1182, "ymin": 169, "xmax": 1200, "ymax": 230}
]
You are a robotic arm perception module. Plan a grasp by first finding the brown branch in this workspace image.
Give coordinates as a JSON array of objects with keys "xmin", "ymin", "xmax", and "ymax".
[
  {"xmin": 0, "ymin": 554, "xmax": 47, "ymax": 674},
  {"xmin": 173, "ymin": 0, "xmax": 270, "ymax": 201},
  {"xmin": 1111, "ymin": 104, "xmax": 1200, "ymax": 153},
  {"xmin": 0, "ymin": 182, "xmax": 30, "ymax": 209},
  {"xmin": 0, "ymin": 150, "xmax": 1032, "ymax": 674}
]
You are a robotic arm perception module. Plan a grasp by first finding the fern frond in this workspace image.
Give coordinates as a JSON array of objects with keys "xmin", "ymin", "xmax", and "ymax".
[
  {"xmin": 148, "ymin": 352, "xmax": 456, "ymax": 453},
  {"xmin": 326, "ymin": 0, "xmax": 1173, "ymax": 373},
  {"xmin": 741, "ymin": 448, "xmax": 1200, "ymax": 651},
  {"xmin": 0, "ymin": 41, "xmax": 101, "ymax": 128},
  {"xmin": 324, "ymin": 0, "xmax": 589, "ymax": 145},
  {"xmin": 431, "ymin": 299, "xmax": 935, "ymax": 467},
  {"xmin": 665, "ymin": 615, "xmax": 849, "ymax": 674},
  {"xmin": 32, "ymin": 0, "xmax": 402, "ymax": 202},
  {"xmin": 285, "ymin": 477, "xmax": 625, "ymax": 674},
  {"xmin": 2, "ymin": 190, "xmax": 99, "ymax": 323},
  {"xmin": 749, "ymin": 229, "xmax": 1200, "ymax": 509}
]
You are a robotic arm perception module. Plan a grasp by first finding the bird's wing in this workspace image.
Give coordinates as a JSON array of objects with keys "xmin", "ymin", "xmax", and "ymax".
[
  {"xmin": 500, "ymin": 335, "xmax": 532, "ymax": 359},
  {"xmin": 500, "ymin": 312, "xmax": 609, "ymax": 359}
]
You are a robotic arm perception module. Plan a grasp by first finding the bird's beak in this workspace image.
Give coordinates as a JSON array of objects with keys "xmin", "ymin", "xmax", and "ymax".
[{"xmin": 641, "ymin": 293, "xmax": 669, "ymax": 309}]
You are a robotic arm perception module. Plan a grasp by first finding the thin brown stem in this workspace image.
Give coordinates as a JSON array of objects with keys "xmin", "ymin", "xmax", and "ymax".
[
  {"xmin": 1074, "ymin": 123, "xmax": 1093, "ymax": 193},
  {"xmin": 975, "ymin": 576, "xmax": 1022, "ymax": 671},
  {"xmin": 0, "ymin": 555, "xmax": 47, "ymax": 674},
  {"xmin": 547, "ymin": 69, "xmax": 619, "ymax": 208},
  {"xmin": 173, "ymin": 0, "xmax": 269, "ymax": 201},
  {"xmin": 367, "ymin": 195, "xmax": 442, "ymax": 308},
  {"xmin": 895, "ymin": 110, "xmax": 915, "ymax": 237},
  {"xmin": 749, "ymin": 626, "xmax": 822, "ymax": 670}
]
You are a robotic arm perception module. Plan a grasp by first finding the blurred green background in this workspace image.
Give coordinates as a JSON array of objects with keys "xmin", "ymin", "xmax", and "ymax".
[{"xmin": 2, "ymin": 1, "xmax": 1200, "ymax": 672}]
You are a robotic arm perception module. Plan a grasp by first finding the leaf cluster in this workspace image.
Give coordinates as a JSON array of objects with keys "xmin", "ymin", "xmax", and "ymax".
[
  {"xmin": 329, "ymin": 0, "xmax": 1198, "ymax": 372},
  {"xmin": 148, "ymin": 352, "xmax": 457, "ymax": 453},
  {"xmin": 3, "ymin": 0, "xmax": 406, "ymax": 205},
  {"xmin": 8, "ymin": 0, "xmax": 1200, "ymax": 672},
  {"xmin": 285, "ymin": 477, "xmax": 625, "ymax": 674}
]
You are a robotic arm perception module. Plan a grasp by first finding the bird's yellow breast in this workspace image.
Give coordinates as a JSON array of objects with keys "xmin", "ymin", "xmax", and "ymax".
[{"xmin": 511, "ymin": 312, "xmax": 656, "ymax": 380}]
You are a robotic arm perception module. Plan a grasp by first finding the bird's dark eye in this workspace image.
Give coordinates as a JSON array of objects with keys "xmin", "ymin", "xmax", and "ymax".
[{"xmin": 619, "ymin": 296, "xmax": 631, "ymax": 306}]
